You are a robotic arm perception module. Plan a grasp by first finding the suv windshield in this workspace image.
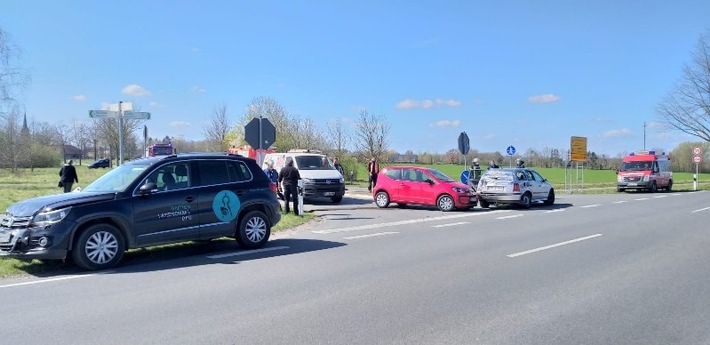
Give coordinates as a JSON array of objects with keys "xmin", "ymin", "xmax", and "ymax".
[
  {"xmin": 83, "ymin": 162, "xmax": 151, "ymax": 192},
  {"xmin": 620, "ymin": 161, "xmax": 652, "ymax": 171},
  {"xmin": 428, "ymin": 168, "xmax": 454, "ymax": 182},
  {"xmin": 295, "ymin": 155, "xmax": 335, "ymax": 170}
]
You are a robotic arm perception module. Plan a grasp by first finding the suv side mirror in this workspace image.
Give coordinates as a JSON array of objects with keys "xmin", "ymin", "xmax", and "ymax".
[{"xmin": 139, "ymin": 182, "xmax": 158, "ymax": 195}]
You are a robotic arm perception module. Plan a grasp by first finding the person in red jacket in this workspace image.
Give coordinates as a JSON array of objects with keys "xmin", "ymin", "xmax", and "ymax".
[{"xmin": 367, "ymin": 157, "xmax": 379, "ymax": 192}]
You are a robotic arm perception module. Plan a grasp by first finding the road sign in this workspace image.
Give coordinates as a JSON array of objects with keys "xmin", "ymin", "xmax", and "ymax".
[
  {"xmin": 460, "ymin": 170, "xmax": 470, "ymax": 184},
  {"xmin": 506, "ymin": 145, "xmax": 516, "ymax": 156},
  {"xmin": 693, "ymin": 147, "xmax": 702, "ymax": 155},
  {"xmin": 122, "ymin": 111, "xmax": 151, "ymax": 119},
  {"xmin": 245, "ymin": 117, "xmax": 276, "ymax": 150},
  {"xmin": 693, "ymin": 156, "xmax": 702, "ymax": 164},
  {"xmin": 458, "ymin": 132, "xmax": 470, "ymax": 155},
  {"xmin": 89, "ymin": 110, "xmax": 119, "ymax": 118},
  {"xmin": 570, "ymin": 136, "xmax": 588, "ymax": 162},
  {"xmin": 108, "ymin": 102, "xmax": 133, "ymax": 112}
]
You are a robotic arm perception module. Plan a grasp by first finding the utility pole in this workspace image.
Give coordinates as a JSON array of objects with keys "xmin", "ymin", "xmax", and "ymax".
[
  {"xmin": 118, "ymin": 101, "xmax": 124, "ymax": 165},
  {"xmin": 643, "ymin": 121, "xmax": 646, "ymax": 151}
]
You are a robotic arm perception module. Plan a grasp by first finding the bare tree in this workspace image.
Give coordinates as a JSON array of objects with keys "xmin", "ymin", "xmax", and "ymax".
[
  {"xmin": 327, "ymin": 118, "xmax": 350, "ymax": 157},
  {"xmin": 92, "ymin": 117, "xmax": 144, "ymax": 162},
  {"xmin": 1, "ymin": 27, "xmax": 29, "ymax": 110},
  {"xmin": 287, "ymin": 115, "xmax": 326, "ymax": 151},
  {"xmin": 354, "ymin": 109, "xmax": 391, "ymax": 162},
  {"xmin": 72, "ymin": 119, "xmax": 92, "ymax": 164},
  {"xmin": 0, "ymin": 106, "xmax": 23, "ymax": 170},
  {"xmin": 203, "ymin": 104, "xmax": 232, "ymax": 152},
  {"xmin": 657, "ymin": 31, "xmax": 710, "ymax": 142}
]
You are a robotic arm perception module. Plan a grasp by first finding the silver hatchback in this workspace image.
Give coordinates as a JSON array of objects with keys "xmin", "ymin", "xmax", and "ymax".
[{"xmin": 476, "ymin": 168, "xmax": 555, "ymax": 208}]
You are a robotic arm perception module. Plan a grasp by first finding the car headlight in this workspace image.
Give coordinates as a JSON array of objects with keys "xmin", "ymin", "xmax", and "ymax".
[
  {"xmin": 32, "ymin": 207, "xmax": 71, "ymax": 227},
  {"xmin": 302, "ymin": 178, "xmax": 315, "ymax": 184},
  {"xmin": 642, "ymin": 175, "xmax": 650, "ymax": 182},
  {"xmin": 452, "ymin": 186, "xmax": 469, "ymax": 193},
  {"xmin": 617, "ymin": 176, "xmax": 623, "ymax": 183},
  {"xmin": 339, "ymin": 177, "xmax": 344, "ymax": 184}
]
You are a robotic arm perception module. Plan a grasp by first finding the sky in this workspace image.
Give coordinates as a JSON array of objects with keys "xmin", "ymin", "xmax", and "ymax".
[{"xmin": 3, "ymin": 0, "xmax": 709, "ymax": 157}]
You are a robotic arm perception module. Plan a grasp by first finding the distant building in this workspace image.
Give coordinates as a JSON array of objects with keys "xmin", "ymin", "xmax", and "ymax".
[{"xmin": 20, "ymin": 112, "xmax": 30, "ymax": 140}]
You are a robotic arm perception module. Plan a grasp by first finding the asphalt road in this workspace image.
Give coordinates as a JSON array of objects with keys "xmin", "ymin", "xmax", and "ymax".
[{"xmin": 1, "ymin": 191, "xmax": 709, "ymax": 344}]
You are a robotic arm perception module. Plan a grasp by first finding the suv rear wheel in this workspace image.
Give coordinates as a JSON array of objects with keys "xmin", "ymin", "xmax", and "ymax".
[
  {"xmin": 72, "ymin": 223, "xmax": 125, "ymax": 270},
  {"xmin": 236, "ymin": 211, "xmax": 270, "ymax": 249}
]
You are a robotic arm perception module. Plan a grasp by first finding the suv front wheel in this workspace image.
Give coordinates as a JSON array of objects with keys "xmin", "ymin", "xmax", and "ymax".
[
  {"xmin": 236, "ymin": 211, "xmax": 271, "ymax": 249},
  {"xmin": 72, "ymin": 223, "xmax": 125, "ymax": 270}
]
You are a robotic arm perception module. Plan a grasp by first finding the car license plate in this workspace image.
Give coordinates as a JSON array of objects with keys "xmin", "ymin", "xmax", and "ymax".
[
  {"xmin": 628, "ymin": 182, "xmax": 637, "ymax": 186},
  {"xmin": 324, "ymin": 192, "xmax": 335, "ymax": 196},
  {"xmin": 489, "ymin": 186, "xmax": 504, "ymax": 191}
]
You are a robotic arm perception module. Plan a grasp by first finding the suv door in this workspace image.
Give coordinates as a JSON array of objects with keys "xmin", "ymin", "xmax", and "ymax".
[
  {"xmin": 133, "ymin": 162, "xmax": 198, "ymax": 246},
  {"xmin": 195, "ymin": 159, "xmax": 252, "ymax": 239}
]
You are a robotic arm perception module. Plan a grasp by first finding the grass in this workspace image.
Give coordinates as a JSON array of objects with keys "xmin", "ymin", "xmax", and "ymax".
[{"xmin": 0, "ymin": 166, "xmax": 313, "ymax": 278}]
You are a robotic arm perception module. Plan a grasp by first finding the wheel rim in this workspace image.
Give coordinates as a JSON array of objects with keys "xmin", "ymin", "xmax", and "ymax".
[
  {"xmin": 439, "ymin": 196, "xmax": 453, "ymax": 210},
  {"xmin": 84, "ymin": 231, "xmax": 119, "ymax": 264},
  {"xmin": 245, "ymin": 216, "xmax": 267, "ymax": 243},
  {"xmin": 376, "ymin": 193, "xmax": 388, "ymax": 207}
]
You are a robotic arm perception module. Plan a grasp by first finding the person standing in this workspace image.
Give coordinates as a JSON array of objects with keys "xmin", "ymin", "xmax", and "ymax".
[
  {"xmin": 367, "ymin": 157, "xmax": 379, "ymax": 192},
  {"xmin": 59, "ymin": 160, "xmax": 79, "ymax": 193},
  {"xmin": 263, "ymin": 160, "xmax": 279, "ymax": 184},
  {"xmin": 333, "ymin": 157, "xmax": 344, "ymax": 176},
  {"xmin": 487, "ymin": 160, "xmax": 500, "ymax": 170},
  {"xmin": 278, "ymin": 157, "xmax": 301, "ymax": 215},
  {"xmin": 516, "ymin": 158, "xmax": 526, "ymax": 168}
]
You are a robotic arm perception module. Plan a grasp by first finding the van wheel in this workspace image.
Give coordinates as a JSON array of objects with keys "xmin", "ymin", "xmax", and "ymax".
[
  {"xmin": 375, "ymin": 191, "xmax": 390, "ymax": 208},
  {"xmin": 236, "ymin": 211, "xmax": 270, "ymax": 249},
  {"xmin": 666, "ymin": 180, "xmax": 673, "ymax": 192},
  {"xmin": 520, "ymin": 192, "xmax": 532, "ymax": 209},
  {"xmin": 649, "ymin": 181, "xmax": 658, "ymax": 193},
  {"xmin": 617, "ymin": 187, "xmax": 625, "ymax": 193},
  {"xmin": 331, "ymin": 196, "xmax": 343, "ymax": 203},
  {"xmin": 72, "ymin": 223, "xmax": 125, "ymax": 271}
]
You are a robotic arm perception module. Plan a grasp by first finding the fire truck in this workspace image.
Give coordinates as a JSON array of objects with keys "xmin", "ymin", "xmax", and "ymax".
[
  {"xmin": 145, "ymin": 143, "xmax": 176, "ymax": 157},
  {"xmin": 616, "ymin": 150, "xmax": 672, "ymax": 193}
]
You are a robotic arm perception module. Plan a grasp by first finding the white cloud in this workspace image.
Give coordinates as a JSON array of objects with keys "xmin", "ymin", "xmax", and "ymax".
[
  {"xmin": 395, "ymin": 98, "xmax": 463, "ymax": 109},
  {"xmin": 647, "ymin": 121, "xmax": 670, "ymax": 130},
  {"xmin": 528, "ymin": 94, "xmax": 561, "ymax": 103},
  {"xmin": 190, "ymin": 86, "xmax": 206, "ymax": 94},
  {"xmin": 430, "ymin": 119, "xmax": 461, "ymax": 128},
  {"xmin": 603, "ymin": 128, "xmax": 632, "ymax": 138},
  {"xmin": 170, "ymin": 121, "xmax": 191, "ymax": 128},
  {"xmin": 73, "ymin": 94, "xmax": 87, "ymax": 102},
  {"xmin": 122, "ymin": 84, "xmax": 150, "ymax": 97}
]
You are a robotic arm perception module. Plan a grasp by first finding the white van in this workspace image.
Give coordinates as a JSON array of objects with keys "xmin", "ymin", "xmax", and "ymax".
[{"xmin": 263, "ymin": 149, "xmax": 346, "ymax": 203}]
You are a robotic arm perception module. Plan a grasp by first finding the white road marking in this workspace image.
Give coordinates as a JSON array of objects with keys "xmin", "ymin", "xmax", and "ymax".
[
  {"xmin": 207, "ymin": 246, "xmax": 290, "ymax": 259},
  {"xmin": 312, "ymin": 210, "xmax": 510, "ymax": 234},
  {"xmin": 0, "ymin": 274, "xmax": 98, "ymax": 289},
  {"xmin": 507, "ymin": 234, "xmax": 603, "ymax": 258},
  {"xmin": 432, "ymin": 221, "xmax": 470, "ymax": 228},
  {"xmin": 672, "ymin": 193, "xmax": 682, "ymax": 196},
  {"xmin": 545, "ymin": 209, "xmax": 566, "ymax": 213},
  {"xmin": 691, "ymin": 207, "xmax": 710, "ymax": 213},
  {"xmin": 653, "ymin": 195, "xmax": 668, "ymax": 199},
  {"xmin": 635, "ymin": 197, "xmax": 649, "ymax": 201},
  {"xmin": 613, "ymin": 200, "xmax": 628, "ymax": 204},
  {"xmin": 344, "ymin": 232, "xmax": 399, "ymax": 240},
  {"xmin": 581, "ymin": 204, "xmax": 601, "ymax": 208},
  {"xmin": 496, "ymin": 214, "xmax": 524, "ymax": 220}
]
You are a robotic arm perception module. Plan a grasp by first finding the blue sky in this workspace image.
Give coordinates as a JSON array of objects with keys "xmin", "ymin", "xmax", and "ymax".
[{"xmin": 3, "ymin": 0, "xmax": 709, "ymax": 157}]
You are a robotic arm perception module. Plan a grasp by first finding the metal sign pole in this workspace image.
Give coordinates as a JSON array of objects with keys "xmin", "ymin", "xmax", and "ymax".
[
  {"xmin": 695, "ymin": 163, "xmax": 699, "ymax": 191},
  {"xmin": 118, "ymin": 101, "xmax": 124, "ymax": 165}
]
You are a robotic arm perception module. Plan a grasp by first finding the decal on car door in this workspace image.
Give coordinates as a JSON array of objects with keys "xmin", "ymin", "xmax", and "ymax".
[{"xmin": 212, "ymin": 190, "xmax": 241, "ymax": 222}]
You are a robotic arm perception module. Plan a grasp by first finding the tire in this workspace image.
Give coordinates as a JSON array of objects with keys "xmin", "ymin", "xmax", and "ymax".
[
  {"xmin": 331, "ymin": 196, "xmax": 343, "ymax": 203},
  {"xmin": 437, "ymin": 194, "xmax": 455, "ymax": 212},
  {"xmin": 375, "ymin": 191, "xmax": 390, "ymax": 208},
  {"xmin": 666, "ymin": 180, "xmax": 673, "ymax": 192},
  {"xmin": 520, "ymin": 192, "xmax": 532, "ymax": 209},
  {"xmin": 236, "ymin": 211, "xmax": 271, "ymax": 249},
  {"xmin": 649, "ymin": 181, "xmax": 658, "ymax": 193},
  {"xmin": 479, "ymin": 199, "xmax": 490, "ymax": 209},
  {"xmin": 544, "ymin": 189, "xmax": 555, "ymax": 205},
  {"xmin": 72, "ymin": 223, "xmax": 125, "ymax": 271},
  {"xmin": 617, "ymin": 187, "xmax": 624, "ymax": 193}
]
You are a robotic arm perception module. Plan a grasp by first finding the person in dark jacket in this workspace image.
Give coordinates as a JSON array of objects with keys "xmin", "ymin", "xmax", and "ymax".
[
  {"xmin": 278, "ymin": 157, "xmax": 301, "ymax": 215},
  {"xmin": 59, "ymin": 160, "xmax": 79, "ymax": 193},
  {"xmin": 333, "ymin": 157, "xmax": 344, "ymax": 177}
]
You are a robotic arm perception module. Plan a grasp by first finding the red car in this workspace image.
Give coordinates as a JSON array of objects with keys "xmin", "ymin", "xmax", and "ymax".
[{"xmin": 372, "ymin": 166, "xmax": 477, "ymax": 211}]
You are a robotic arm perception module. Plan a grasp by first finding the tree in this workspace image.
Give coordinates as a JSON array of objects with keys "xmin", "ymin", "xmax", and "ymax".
[
  {"xmin": 657, "ymin": 31, "xmax": 710, "ymax": 142},
  {"xmin": 202, "ymin": 104, "xmax": 232, "ymax": 152},
  {"xmin": 92, "ymin": 117, "xmax": 144, "ymax": 163},
  {"xmin": 240, "ymin": 96, "xmax": 290, "ymax": 150},
  {"xmin": 1, "ymin": 27, "xmax": 29, "ymax": 111},
  {"xmin": 327, "ymin": 117, "xmax": 350, "ymax": 158},
  {"xmin": 72, "ymin": 119, "xmax": 91, "ymax": 164},
  {"xmin": 287, "ymin": 115, "xmax": 326, "ymax": 152},
  {"xmin": 353, "ymin": 109, "xmax": 390, "ymax": 162}
]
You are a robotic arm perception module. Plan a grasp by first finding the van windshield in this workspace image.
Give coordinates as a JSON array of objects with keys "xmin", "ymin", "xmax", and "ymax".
[
  {"xmin": 295, "ymin": 155, "xmax": 335, "ymax": 170},
  {"xmin": 620, "ymin": 161, "xmax": 652, "ymax": 171}
]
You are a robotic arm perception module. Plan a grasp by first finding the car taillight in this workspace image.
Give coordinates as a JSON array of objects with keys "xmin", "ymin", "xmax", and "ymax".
[{"xmin": 513, "ymin": 183, "xmax": 520, "ymax": 192}]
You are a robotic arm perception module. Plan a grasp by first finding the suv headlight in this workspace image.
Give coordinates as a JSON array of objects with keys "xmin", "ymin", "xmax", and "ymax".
[
  {"xmin": 32, "ymin": 207, "xmax": 71, "ymax": 227},
  {"xmin": 452, "ymin": 186, "xmax": 469, "ymax": 193}
]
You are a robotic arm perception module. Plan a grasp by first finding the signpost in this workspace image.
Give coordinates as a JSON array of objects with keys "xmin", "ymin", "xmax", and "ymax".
[
  {"xmin": 89, "ymin": 102, "xmax": 151, "ymax": 165},
  {"xmin": 245, "ymin": 117, "xmax": 276, "ymax": 166},
  {"xmin": 692, "ymin": 146, "xmax": 702, "ymax": 190},
  {"xmin": 458, "ymin": 132, "xmax": 470, "ymax": 168},
  {"xmin": 570, "ymin": 136, "xmax": 588, "ymax": 162},
  {"xmin": 506, "ymin": 145, "xmax": 515, "ymax": 167},
  {"xmin": 460, "ymin": 170, "xmax": 470, "ymax": 184}
]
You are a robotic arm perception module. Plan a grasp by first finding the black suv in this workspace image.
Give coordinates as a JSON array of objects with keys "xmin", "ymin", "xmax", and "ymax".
[{"xmin": 0, "ymin": 153, "xmax": 281, "ymax": 270}]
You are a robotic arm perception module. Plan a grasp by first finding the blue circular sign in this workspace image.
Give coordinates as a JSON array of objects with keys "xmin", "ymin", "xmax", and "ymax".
[
  {"xmin": 212, "ymin": 190, "xmax": 241, "ymax": 222},
  {"xmin": 506, "ymin": 145, "xmax": 516, "ymax": 156},
  {"xmin": 460, "ymin": 170, "xmax": 471, "ymax": 184}
]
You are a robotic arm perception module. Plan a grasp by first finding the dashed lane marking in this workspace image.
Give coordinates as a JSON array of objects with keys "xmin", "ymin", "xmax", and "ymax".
[
  {"xmin": 344, "ymin": 232, "xmax": 399, "ymax": 240},
  {"xmin": 507, "ymin": 234, "xmax": 603, "ymax": 258},
  {"xmin": 432, "ymin": 222, "xmax": 470, "ymax": 228}
]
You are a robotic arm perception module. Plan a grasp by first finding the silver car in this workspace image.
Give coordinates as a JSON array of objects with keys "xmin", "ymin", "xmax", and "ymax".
[{"xmin": 476, "ymin": 168, "xmax": 555, "ymax": 208}]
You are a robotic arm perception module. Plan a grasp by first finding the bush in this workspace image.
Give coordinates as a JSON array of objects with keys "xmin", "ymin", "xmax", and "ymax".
[
  {"xmin": 24, "ymin": 146, "xmax": 62, "ymax": 168},
  {"xmin": 338, "ymin": 155, "xmax": 359, "ymax": 183}
]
